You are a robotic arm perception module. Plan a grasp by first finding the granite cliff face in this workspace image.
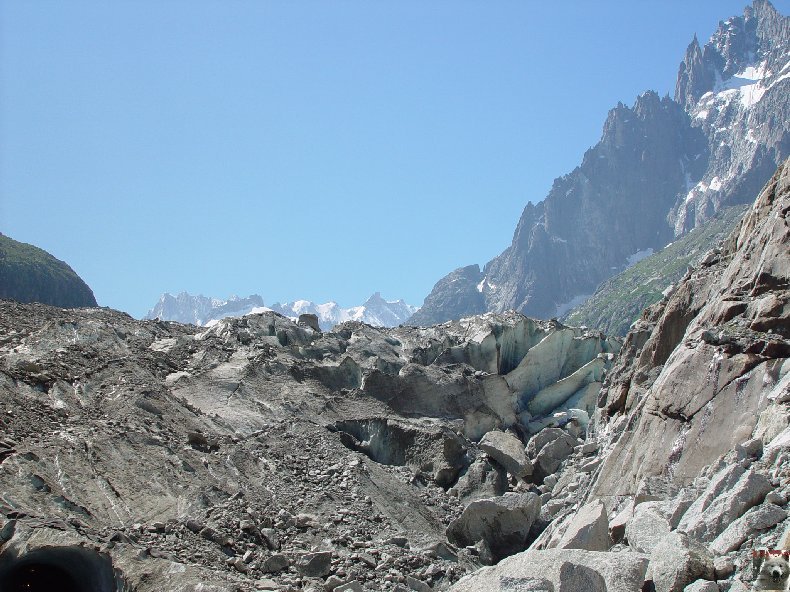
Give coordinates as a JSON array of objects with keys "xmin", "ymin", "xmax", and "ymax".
[
  {"xmin": 594, "ymin": 158, "xmax": 789, "ymax": 495},
  {"xmin": 410, "ymin": 0, "xmax": 788, "ymax": 326},
  {"xmin": 672, "ymin": 0, "xmax": 790, "ymax": 234}
]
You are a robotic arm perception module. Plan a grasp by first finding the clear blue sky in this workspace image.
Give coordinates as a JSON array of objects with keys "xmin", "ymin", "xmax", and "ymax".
[{"xmin": 2, "ymin": 1, "xmax": 786, "ymax": 318}]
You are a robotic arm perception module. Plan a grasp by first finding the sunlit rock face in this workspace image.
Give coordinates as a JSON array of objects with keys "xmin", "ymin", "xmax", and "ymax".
[{"xmin": 593, "ymin": 159, "xmax": 790, "ymax": 496}]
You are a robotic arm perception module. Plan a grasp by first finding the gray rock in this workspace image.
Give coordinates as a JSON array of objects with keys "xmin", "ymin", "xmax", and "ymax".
[
  {"xmin": 557, "ymin": 562, "xmax": 607, "ymax": 592},
  {"xmin": 683, "ymin": 580, "xmax": 719, "ymax": 592},
  {"xmin": 406, "ymin": 576, "xmax": 433, "ymax": 591},
  {"xmin": 609, "ymin": 499, "xmax": 634, "ymax": 544},
  {"xmin": 295, "ymin": 551, "xmax": 333, "ymax": 578},
  {"xmin": 260, "ymin": 553, "xmax": 290, "ymax": 574},
  {"xmin": 298, "ymin": 313, "xmax": 321, "ymax": 332},
  {"xmin": 556, "ymin": 500, "xmax": 610, "ymax": 552},
  {"xmin": 527, "ymin": 429, "xmax": 577, "ymax": 481},
  {"xmin": 499, "ymin": 578, "xmax": 554, "ymax": 591},
  {"xmin": 450, "ymin": 457, "xmax": 508, "ymax": 502},
  {"xmin": 709, "ymin": 502, "xmax": 787, "ymax": 555},
  {"xmin": 446, "ymin": 492, "xmax": 541, "ymax": 563},
  {"xmin": 479, "ymin": 430, "xmax": 532, "ymax": 478},
  {"xmin": 333, "ymin": 582, "xmax": 364, "ymax": 592},
  {"xmin": 449, "ymin": 548, "xmax": 649, "ymax": 592},
  {"xmin": 679, "ymin": 468, "xmax": 773, "ymax": 542},
  {"xmin": 650, "ymin": 532, "xmax": 714, "ymax": 592},
  {"xmin": 713, "ymin": 556, "xmax": 735, "ymax": 579},
  {"xmin": 625, "ymin": 502, "xmax": 672, "ymax": 554}
]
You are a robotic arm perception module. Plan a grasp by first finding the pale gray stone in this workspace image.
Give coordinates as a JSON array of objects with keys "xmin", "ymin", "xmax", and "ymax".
[
  {"xmin": 449, "ymin": 548, "xmax": 649, "ymax": 592},
  {"xmin": 479, "ymin": 430, "xmax": 532, "ymax": 478},
  {"xmin": 625, "ymin": 502, "xmax": 672, "ymax": 554},
  {"xmin": 650, "ymin": 532, "xmax": 714, "ymax": 592},
  {"xmin": 446, "ymin": 492, "xmax": 541, "ymax": 563},
  {"xmin": 556, "ymin": 500, "xmax": 610, "ymax": 552},
  {"xmin": 679, "ymin": 468, "xmax": 773, "ymax": 542},
  {"xmin": 709, "ymin": 502, "xmax": 787, "ymax": 554}
]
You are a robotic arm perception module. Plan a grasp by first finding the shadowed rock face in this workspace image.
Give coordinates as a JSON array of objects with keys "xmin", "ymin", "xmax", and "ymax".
[{"xmin": 0, "ymin": 234, "xmax": 97, "ymax": 309}]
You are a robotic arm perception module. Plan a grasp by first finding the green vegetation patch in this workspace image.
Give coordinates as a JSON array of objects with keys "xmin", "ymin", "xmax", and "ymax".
[
  {"xmin": 0, "ymin": 233, "xmax": 97, "ymax": 308},
  {"xmin": 563, "ymin": 205, "xmax": 747, "ymax": 336}
]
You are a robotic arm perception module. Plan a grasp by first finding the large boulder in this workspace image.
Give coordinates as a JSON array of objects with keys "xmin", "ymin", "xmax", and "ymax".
[
  {"xmin": 649, "ymin": 532, "xmax": 714, "ymax": 592},
  {"xmin": 450, "ymin": 457, "xmax": 508, "ymax": 502},
  {"xmin": 479, "ymin": 430, "xmax": 532, "ymax": 478},
  {"xmin": 445, "ymin": 492, "xmax": 541, "ymax": 563},
  {"xmin": 527, "ymin": 428, "xmax": 577, "ymax": 482},
  {"xmin": 556, "ymin": 500, "xmax": 610, "ymax": 552},
  {"xmin": 449, "ymin": 548, "xmax": 649, "ymax": 592},
  {"xmin": 677, "ymin": 468, "xmax": 773, "ymax": 542},
  {"xmin": 625, "ymin": 502, "xmax": 672, "ymax": 554},
  {"xmin": 709, "ymin": 502, "xmax": 787, "ymax": 555}
]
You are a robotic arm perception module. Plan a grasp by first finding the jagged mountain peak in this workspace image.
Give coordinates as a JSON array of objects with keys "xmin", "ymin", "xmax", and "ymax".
[{"xmin": 675, "ymin": 0, "xmax": 788, "ymax": 111}]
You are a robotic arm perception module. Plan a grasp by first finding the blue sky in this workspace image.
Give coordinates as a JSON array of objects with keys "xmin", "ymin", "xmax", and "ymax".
[{"xmin": 2, "ymin": 1, "xmax": 786, "ymax": 318}]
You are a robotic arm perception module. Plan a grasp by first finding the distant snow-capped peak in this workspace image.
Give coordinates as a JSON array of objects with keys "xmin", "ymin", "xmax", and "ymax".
[{"xmin": 144, "ymin": 291, "xmax": 418, "ymax": 331}]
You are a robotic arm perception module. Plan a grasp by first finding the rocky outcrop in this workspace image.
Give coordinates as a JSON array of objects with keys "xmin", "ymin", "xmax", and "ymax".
[
  {"xmin": 449, "ymin": 159, "xmax": 789, "ymax": 591},
  {"xmin": 450, "ymin": 548, "xmax": 649, "ymax": 592},
  {"xmin": 0, "ymin": 233, "xmax": 97, "ymax": 308},
  {"xmin": 672, "ymin": 0, "xmax": 790, "ymax": 234},
  {"xmin": 410, "ymin": 1, "xmax": 788, "ymax": 327},
  {"xmin": 445, "ymin": 493, "xmax": 541, "ymax": 563},
  {"xmin": 594, "ymin": 159, "xmax": 790, "ymax": 495},
  {"xmin": 478, "ymin": 430, "xmax": 532, "ymax": 479}
]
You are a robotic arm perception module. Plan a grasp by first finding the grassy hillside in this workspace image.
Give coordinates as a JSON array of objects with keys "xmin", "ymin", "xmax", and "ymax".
[
  {"xmin": 563, "ymin": 205, "xmax": 747, "ymax": 336},
  {"xmin": 0, "ymin": 233, "xmax": 97, "ymax": 308}
]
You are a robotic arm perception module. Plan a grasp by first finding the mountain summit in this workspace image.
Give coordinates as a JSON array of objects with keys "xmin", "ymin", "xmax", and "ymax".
[{"xmin": 409, "ymin": 0, "xmax": 788, "ymax": 326}]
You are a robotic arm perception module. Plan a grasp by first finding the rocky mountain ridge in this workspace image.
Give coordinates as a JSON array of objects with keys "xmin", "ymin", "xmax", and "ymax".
[
  {"xmin": 145, "ymin": 292, "xmax": 418, "ymax": 331},
  {"xmin": 409, "ymin": 0, "xmax": 788, "ymax": 326}
]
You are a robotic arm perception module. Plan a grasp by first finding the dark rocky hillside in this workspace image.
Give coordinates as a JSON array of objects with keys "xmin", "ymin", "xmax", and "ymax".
[{"xmin": 0, "ymin": 233, "xmax": 97, "ymax": 308}]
